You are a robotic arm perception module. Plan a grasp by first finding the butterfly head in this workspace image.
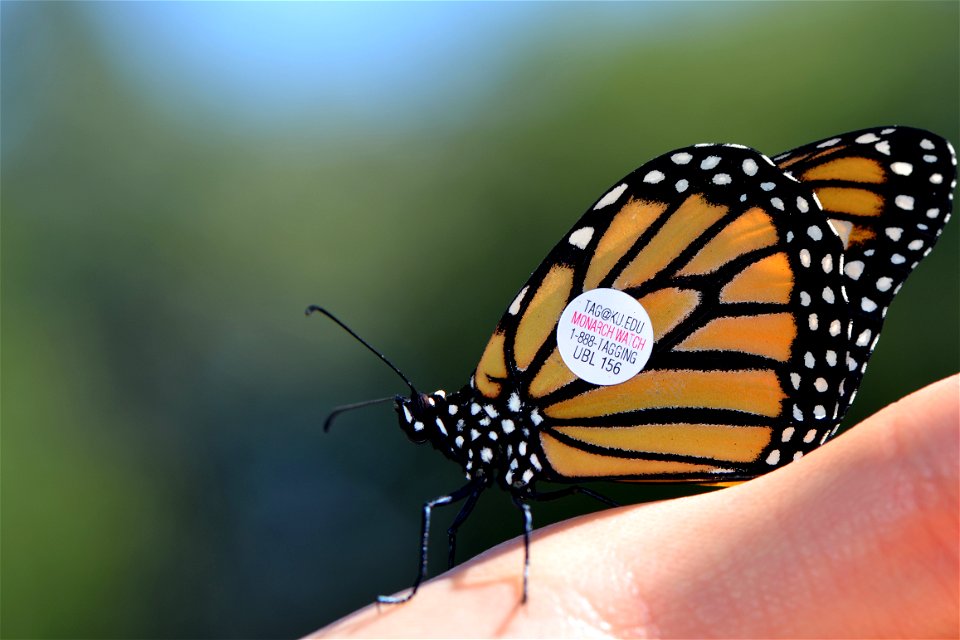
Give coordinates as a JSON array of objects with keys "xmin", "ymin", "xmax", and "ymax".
[{"xmin": 396, "ymin": 390, "xmax": 450, "ymax": 445}]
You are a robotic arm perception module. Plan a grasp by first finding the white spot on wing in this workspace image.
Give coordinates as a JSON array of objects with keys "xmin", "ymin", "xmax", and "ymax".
[
  {"xmin": 712, "ymin": 173, "xmax": 731, "ymax": 185},
  {"xmin": 643, "ymin": 170, "xmax": 665, "ymax": 184},
  {"xmin": 894, "ymin": 195, "xmax": 914, "ymax": 211},
  {"xmin": 890, "ymin": 162, "xmax": 913, "ymax": 176},
  {"xmin": 569, "ymin": 226, "xmax": 595, "ymax": 249},
  {"xmin": 594, "ymin": 183, "xmax": 628, "ymax": 209},
  {"xmin": 844, "ymin": 260, "xmax": 864, "ymax": 280},
  {"xmin": 508, "ymin": 286, "xmax": 529, "ymax": 316},
  {"xmin": 700, "ymin": 156, "xmax": 721, "ymax": 170}
]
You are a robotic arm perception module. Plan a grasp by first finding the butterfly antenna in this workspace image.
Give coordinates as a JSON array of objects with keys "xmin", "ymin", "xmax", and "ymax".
[
  {"xmin": 323, "ymin": 396, "xmax": 398, "ymax": 433},
  {"xmin": 306, "ymin": 305, "xmax": 418, "ymax": 395}
]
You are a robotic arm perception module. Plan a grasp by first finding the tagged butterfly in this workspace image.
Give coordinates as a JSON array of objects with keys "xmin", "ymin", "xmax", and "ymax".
[{"xmin": 311, "ymin": 126, "xmax": 956, "ymax": 604}]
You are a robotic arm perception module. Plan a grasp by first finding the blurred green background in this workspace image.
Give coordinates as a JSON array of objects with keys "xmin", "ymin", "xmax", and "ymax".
[{"xmin": 2, "ymin": 2, "xmax": 957, "ymax": 638}]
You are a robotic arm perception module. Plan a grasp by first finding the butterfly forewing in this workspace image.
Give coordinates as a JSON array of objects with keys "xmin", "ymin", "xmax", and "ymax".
[{"xmin": 476, "ymin": 143, "xmax": 855, "ymax": 482}]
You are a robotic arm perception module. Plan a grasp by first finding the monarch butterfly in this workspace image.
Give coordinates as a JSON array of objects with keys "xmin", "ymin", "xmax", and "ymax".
[{"xmin": 311, "ymin": 126, "xmax": 956, "ymax": 604}]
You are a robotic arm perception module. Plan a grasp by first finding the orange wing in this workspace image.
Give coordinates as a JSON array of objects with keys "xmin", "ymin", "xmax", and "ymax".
[{"xmin": 474, "ymin": 142, "xmax": 851, "ymax": 481}]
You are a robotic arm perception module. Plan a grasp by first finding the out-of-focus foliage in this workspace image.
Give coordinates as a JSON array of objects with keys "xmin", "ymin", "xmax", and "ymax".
[{"xmin": 2, "ymin": 2, "xmax": 957, "ymax": 638}]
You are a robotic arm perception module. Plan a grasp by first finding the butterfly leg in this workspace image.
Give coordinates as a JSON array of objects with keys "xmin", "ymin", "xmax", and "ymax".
[
  {"xmin": 528, "ymin": 485, "xmax": 620, "ymax": 509},
  {"xmin": 511, "ymin": 495, "xmax": 533, "ymax": 603},
  {"xmin": 446, "ymin": 485, "xmax": 484, "ymax": 569},
  {"xmin": 378, "ymin": 480, "xmax": 482, "ymax": 604}
]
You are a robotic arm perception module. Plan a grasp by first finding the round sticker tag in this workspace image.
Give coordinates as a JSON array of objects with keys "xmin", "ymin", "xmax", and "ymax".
[{"xmin": 556, "ymin": 288, "xmax": 655, "ymax": 386}]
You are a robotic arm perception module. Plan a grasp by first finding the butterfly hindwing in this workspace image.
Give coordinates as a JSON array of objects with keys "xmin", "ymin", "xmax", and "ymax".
[{"xmin": 775, "ymin": 126, "xmax": 957, "ymax": 421}]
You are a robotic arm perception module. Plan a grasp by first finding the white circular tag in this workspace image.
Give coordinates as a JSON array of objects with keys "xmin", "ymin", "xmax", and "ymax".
[{"xmin": 556, "ymin": 288, "xmax": 655, "ymax": 386}]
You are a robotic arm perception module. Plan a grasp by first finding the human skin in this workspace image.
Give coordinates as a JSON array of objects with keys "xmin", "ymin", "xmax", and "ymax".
[{"xmin": 312, "ymin": 375, "xmax": 959, "ymax": 639}]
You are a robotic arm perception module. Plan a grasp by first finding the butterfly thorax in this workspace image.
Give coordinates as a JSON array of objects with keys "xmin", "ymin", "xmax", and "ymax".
[{"xmin": 395, "ymin": 386, "xmax": 547, "ymax": 493}]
